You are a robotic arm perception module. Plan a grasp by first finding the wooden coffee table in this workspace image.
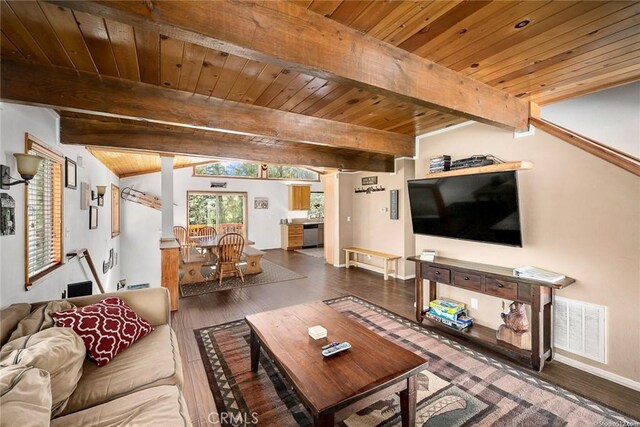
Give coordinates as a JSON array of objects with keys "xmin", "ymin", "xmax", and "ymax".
[{"xmin": 245, "ymin": 302, "xmax": 428, "ymax": 426}]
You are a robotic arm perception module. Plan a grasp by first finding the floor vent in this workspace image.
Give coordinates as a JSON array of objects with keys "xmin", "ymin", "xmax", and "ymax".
[{"xmin": 554, "ymin": 297, "xmax": 607, "ymax": 364}]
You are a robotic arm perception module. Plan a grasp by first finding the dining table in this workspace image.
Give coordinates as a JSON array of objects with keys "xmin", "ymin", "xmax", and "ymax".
[{"xmin": 190, "ymin": 235, "xmax": 255, "ymax": 263}]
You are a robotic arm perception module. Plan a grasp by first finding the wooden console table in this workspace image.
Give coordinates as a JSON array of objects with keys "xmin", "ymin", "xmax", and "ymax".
[{"xmin": 408, "ymin": 256, "xmax": 575, "ymax": 371}]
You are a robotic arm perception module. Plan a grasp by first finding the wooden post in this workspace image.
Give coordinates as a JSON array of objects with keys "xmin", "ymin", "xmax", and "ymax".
[
  {"xmin": 400, "ymin": 375, "xmax": 417, "ymax": 427},
  {"xmin": 160, "ymin": 239, "xmax": 180, "ymax": 311},
  {"xmin": 414, "ymin": 262, "xmax": 424, "ymax": 323}
]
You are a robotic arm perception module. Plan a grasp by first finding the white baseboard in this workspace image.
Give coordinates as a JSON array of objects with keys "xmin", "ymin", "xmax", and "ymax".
[
  {"xmin": 334, "ymin": 263, "xmax": 346, "ymax": 268},
  {"xmin": 553, "ymin": 354, "xmax": 640, "ymax": 392}
]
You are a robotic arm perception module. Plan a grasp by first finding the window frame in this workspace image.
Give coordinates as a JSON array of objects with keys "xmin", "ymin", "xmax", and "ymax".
[
  {"xmin": 309, "ymin": 191, "xmax": 325, "ymax": 219},
  {"xmin": 186, "ymin": 191, "xmax": 249, "ymax": 238},
  {"xmin": 192, "ymin": 161, "xmax": 320, "ymax": 182},
  {"xmin": 24, "ymin": 133, "xmax": 65, "ymax": 289},
  {"xmin": 192, "ymin": 161, "xmax": 261, "ymax": 180},
  {"xmin": 265, "ymin": 164, "xmax": 320, "ymax": 182}
]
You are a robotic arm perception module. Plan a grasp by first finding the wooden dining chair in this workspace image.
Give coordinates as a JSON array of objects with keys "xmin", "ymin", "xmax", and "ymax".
[
  {"xmin": 197, "ymin": 226, "xmax": 217, "ymax": 238},
  {"xmin": 173, "ymin": 226, "xmax": 188, "ymax": 248},
  {"xmin": 214, "ymin": 233, "xmax": 245, "ymax": 285}
]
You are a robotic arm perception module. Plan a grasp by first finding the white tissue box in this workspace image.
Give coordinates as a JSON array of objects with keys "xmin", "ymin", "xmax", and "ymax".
[{"xmin": 308, "ymin": 325, "xmax": 327, "ymax": 340}]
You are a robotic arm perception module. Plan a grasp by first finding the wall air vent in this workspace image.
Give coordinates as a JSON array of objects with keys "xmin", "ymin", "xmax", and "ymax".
[{"xmin": 554, "ymin": 297, "xmax": 607, "ymax": 363}]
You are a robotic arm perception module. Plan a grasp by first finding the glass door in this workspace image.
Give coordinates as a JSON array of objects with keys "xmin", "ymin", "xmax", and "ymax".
[{"xmin": 187, "ymin": 192, "xmax": 247, "ymax": 237}]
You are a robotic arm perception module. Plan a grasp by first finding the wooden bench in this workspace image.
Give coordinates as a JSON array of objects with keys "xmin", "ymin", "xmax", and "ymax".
[
  {"xmin": 180, "ymin": 248, "xmax": 208, "ymax": 284},
  {"xmin": 344, "ymin": 247, "xmax": 401, "ymax": 280},
  {"xmin": 243, "ymin": 247, "xmax": 265, "ymax": 275}
]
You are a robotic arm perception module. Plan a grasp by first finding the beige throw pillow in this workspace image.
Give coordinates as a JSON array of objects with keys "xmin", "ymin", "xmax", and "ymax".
[
  {"xmin": 0, "ymin": 364, "xmax": 52, "ymax": 427},
  {"xmin": 7, "ymin": 301, "xmax": 75, "ymax": 343},
  {"xmin": 0, "ymin": 327, "xmax": 85, "ymax": 417},
  {"xmin": 0, "ymin": 303, "xmax": 31, "ymax": 347}
]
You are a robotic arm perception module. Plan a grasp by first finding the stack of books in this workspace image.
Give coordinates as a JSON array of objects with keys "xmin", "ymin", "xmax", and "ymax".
[
  {"xmin": 424, "ymin": 298, "xmax": 473, "ymax": 330},
  {"xmin": 429, "ymin": 155, "xmax": 451, "ymax": 173}
]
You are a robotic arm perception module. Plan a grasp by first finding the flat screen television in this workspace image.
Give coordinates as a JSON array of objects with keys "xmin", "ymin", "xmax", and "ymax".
[{"xmin": 408, "ymin": 171, "xmax": 523, "ymax": 247}]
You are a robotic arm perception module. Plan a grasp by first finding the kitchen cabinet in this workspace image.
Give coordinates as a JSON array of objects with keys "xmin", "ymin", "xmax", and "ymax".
[
  {"xmin": 288, "ymin": 185, "xmax": 311, "ymax": 211},
  {"xmin": 281, "ymin": 224, "xmax": 303, "ymax": 250}
]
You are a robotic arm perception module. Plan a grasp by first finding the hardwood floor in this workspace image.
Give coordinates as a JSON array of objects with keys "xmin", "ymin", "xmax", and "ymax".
[{"xmin": 171, "ymin": 249, "xmax": 640, "ymax": 426}]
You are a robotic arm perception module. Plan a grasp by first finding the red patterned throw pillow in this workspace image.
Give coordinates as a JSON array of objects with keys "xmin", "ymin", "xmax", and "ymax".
[{"xmin": 51, "ymin": 297, "xmax": 154, "ymax": 367}]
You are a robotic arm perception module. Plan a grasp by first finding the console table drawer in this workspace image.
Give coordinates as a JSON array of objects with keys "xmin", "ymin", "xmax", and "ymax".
[
  {"xmin": 423, "ymin": 266, "xmax": 451, "ymax": 283},
  {"xmin": 453, "ymin": 272, "xmax": 482, "ymax": 291},
  {"xmin": 485, "ymin": 278, "xmax": 517, "ymax": 299}
]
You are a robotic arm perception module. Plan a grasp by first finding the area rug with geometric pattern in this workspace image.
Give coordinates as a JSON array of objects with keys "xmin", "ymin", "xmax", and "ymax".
[
  {"xmin": 180, "ymin": 259, "xmax": 305, "ymax": 297},
  {"xmin": 194, "ymin": 296, "xmax": 637, "ymax": 426}
]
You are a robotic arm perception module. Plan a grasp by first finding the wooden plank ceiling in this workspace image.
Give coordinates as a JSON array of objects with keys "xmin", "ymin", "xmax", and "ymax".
[
  {"xmin": 86, "ymin": 147, "xmax": 210, "ymax": 178},
  {"xmin": 1, "ymin": 0, "xmax": 638, "ymax": 173}
]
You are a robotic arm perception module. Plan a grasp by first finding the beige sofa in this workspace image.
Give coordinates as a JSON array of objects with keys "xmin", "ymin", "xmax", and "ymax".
[{"xmin": 0, "ymin": 288, "xmax": 191, "ymax": 426}]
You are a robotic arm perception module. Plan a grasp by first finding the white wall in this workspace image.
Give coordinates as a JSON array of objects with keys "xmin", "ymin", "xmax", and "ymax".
[
  {"xmin": 0, "ymin": 103, "xmax": 121, "ymax": 307},
  {"xmin": 347, "ymin": 158, "xmax": 416, "ymax": 278},
  {"xmin": 120, "ymin": 167, "xmax": 321, "ymax": 286},
  {"xmin": 542, "ymin": 82, "xmax": 640, "ymax": 157},
  {"xmin": 415, "ymin": 122, "xmax": 640, "ymax": 383}
]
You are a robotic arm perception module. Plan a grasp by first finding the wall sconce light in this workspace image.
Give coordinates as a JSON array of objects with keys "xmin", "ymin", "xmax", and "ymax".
[
  {"xmin": 1, "ymin": 153, "xmax": 44, "ymax": 190},
  {"xmin": 92, "ymin": 185, "xmax": 107, "ymax": 206}
]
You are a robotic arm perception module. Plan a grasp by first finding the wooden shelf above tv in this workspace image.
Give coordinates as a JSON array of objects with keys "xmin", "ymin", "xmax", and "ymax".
[{"xmin": 426, "ymin": 161, "xmax": 533, "ymax": 178}]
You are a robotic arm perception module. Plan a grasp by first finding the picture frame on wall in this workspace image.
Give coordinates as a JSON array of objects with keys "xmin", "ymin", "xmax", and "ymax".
[
  {"xmin": 89, "ymin": 206, "xmax": 98, "ymax": 230},
  {"xmin": 65, "ymin": 157, "xmax": 77, "ymax": 189},
  {"xmin": 254, "ymin": 197, "xmax": 269, "ymax": 209},
  {"xmin": 80, "ymin": 182, "xmax": 90, "ymax": 210},
  {"xmin": 111, "ymin": 184, "xmax": 120, "ymax": 237}
]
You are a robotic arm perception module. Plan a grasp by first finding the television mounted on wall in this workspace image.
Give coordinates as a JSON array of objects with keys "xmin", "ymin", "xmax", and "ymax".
[{"xmin": 407, "ymin": 171, "xmax": 523, "ymax": 247}]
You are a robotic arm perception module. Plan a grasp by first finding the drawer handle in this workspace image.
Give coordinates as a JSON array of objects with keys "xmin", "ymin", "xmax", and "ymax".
[
  {"xmin": 435, "ymin": 271, "xmax": 440, "ymax": 275},
  {"xmin": 497, "ymin": 283, "xmax": 504, "ymax": 288},
  {"xmin": 464, "ymin": 276, "xmax": 470, "ymax": 280}
]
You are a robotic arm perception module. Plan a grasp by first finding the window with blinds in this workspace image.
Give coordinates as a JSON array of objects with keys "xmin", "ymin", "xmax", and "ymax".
[{"xmin": 25, "ymin": 135, "xmax": 64, "ymax": 285}]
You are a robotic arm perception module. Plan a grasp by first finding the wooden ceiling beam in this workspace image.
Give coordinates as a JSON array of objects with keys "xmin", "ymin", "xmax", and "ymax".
[
  {"xmin": 0, "ymin": 59, "xmax": 413, "ymax": 157},
  {"xmin": 60, "ymin": 117, "xmax": 396, "ymax": 173},
  {"xmin": 48, "ymin": 0, "xmax": 530, "ymax": 130}
]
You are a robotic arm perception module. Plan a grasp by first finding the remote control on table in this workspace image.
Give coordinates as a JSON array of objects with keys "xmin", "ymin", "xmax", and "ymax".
[
  {"xmin": 322, "ymin": 342, "xmax": 351, "ymax": 357},
  {"xmin": 322, "ymin": 342, "xmax": 339, "ymax": 350}
]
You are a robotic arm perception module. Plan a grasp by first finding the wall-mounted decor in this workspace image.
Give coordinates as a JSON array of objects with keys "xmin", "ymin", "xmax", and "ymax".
[
  {"xmin": 65, "ymin": 157, "xmax": 77, "ymax": 189},
  {"xmin": 81, "ymin": 182, "xmax": 90, "ymax": 210},
  {"xmin": 92, "ymin": 185, "xmax": 106, "ymax": 206},
  {"xmin": 362, "ymin": 176, "xmax": 378, "ymax": 186},
  {"xmin": 1, "ymin": 153, "xmax": 43, "ymax": 190},
  {"xmin": 254, "ymin": 197, "xmax": 269, "ymax": 209},
  {"xmin": 111, "ymin": 184, "xmax": 120, "ymax": 237},
  {"xmin": 121, "ymin": 187, "xmax": 161, "ymax": 210},
  {"xmin": 89, "ymin": 205, "xmax": 98, "ymax": 230},
  {"xmin": 103, "ymin": 248, "xmax": 115, "ymax": 274},
  {"xmin": 354, "ymin": 185, "xmax": 385, "ymax": 194},
  {"xmin": 1, "ymin": 193, "xmax": 16, "ymax": 236},
  {"xmin": 390, "ymin": 190, "xmax": 399, "ymax": 220}
]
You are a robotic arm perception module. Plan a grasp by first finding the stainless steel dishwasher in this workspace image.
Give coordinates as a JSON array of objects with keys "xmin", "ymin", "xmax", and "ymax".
[{"xmin": 303, "ymin": 223, "xmax": 319, "ymax": 248}]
